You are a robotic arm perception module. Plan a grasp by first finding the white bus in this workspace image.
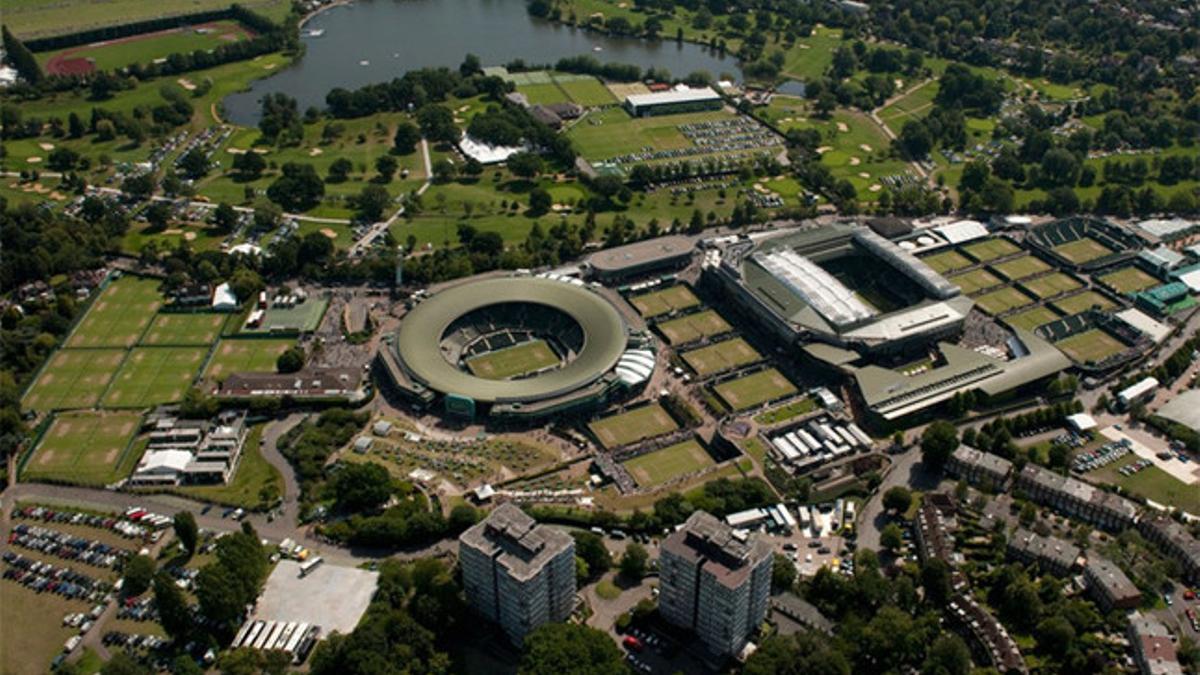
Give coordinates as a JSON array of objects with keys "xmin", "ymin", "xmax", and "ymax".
[{"xmin": 298, "ymin": 557, "xmax": 324, "ymax": 577}]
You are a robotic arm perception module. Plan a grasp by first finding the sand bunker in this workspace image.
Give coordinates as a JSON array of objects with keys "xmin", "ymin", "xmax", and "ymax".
[
  {"xmin": 38, "ymin": 142, "xmax": 55, "ymax": 151},
  {"xmin": 848, "ymin": 157, "xmax": 860, "ymax": 166},
  {"xmin": 321, "ymin": 228, "xmax": 338, "ymax": 239},
  {"xmin": 858, "ymin": 172, "xmax": 870, "ymax": 179},
  {"xmin": 26, "ymin": 156, "xmax": 42, "ymax": 163},
  {"xmin": 816, "ymin": 146, "xmax": 833, "ymax": 154},
  {"xmin": 177, "ymin": 78, "xmax": 196, "ymax": 91},
  {"xmin": 184, "ymin": 232, "xmax": 197, "ymax": 241},
  {"xmin": 836, "ymin": 122, "xmax": 848, "ymax": 132},
  {"xmin": 163, "ymin": 228, "xmax": 183, "ymax": 235},
  {"xmin": 309, "ymin": 148, "xmax": 324, "ymax": 156},
  {"xmin": 263, "ymin": 63, "xmax": 276, "ymax": 70},
  {"xmin": 869, "ymin": 184, "xmax": 882, "ymax": 192},
  {"xmin": 859, "ymin": 144, "xmax": 873, "ymax": 152}
]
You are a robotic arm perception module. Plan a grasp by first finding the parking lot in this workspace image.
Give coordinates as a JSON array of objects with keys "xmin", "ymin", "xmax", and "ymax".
[
  {"xmin": 249, "ymin": 560, "xmax": 378, "ymax": 637},
  {"xmin": 1099, "ymin": 426, "xmax": 1198, "ymax": 485}
]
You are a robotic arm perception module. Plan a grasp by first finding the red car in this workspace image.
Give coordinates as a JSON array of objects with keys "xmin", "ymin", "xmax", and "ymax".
[
  {"xmin": 623, "ymin": 636, "xmax": 643, "ymax": 652},
  {"xmin": 1184, "ymin": 590, "xmax": 1196, "ymax": 601}
]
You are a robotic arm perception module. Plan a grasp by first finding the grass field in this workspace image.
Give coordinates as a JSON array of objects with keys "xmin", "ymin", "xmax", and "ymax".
[
  {"xmin": 102, "ymin": 347, "xmax": 206, "ymax": 407},
  {"xmin": 1088, "ymin": 456, "xmax": 1200, "ymax": 514},
  {"xmin": 4, "ymin": 0, "xmax": 290, "ymax": 37},
  {"xmin": 517, "ymin": 82, "xmax": 568, "ymax": 105},
  {"xmin": 963, "ymin": 238, "xmax": 1022, "ymax": 262},
  {"xmin": 1021, "ymin": 272, "xmax": 1082, "ymax": 299},
  {"xmin": 630, "ymin": 285, "xmax": 701, "ymax": 318},
  {"xmin": 204, "ymin": 338, "xmax": 294, "ymax": 379},
  {"xmin": 922, "ymin": 249, "xmax": 973, "ymax": 274},
  {"xmin": 37, "ymin": 20, "xmax": 251, "ymax": 73},
  {"xmin": 67, "ymin": 276, "xmax": 162, "ymax": 348},
  {"xmin": 681, "ymin": 338, "xmax": 761, "ymax": 377},
  {"xmin": 990, "ymin": 255, "xmax": 1053, "ymax": 281},
  {"xmin": 569, "ymin": 107, "xmax": 732, "ymax": 160},
  {"xmin": 713, "ymin": 369, "xmax": 798, "ymax": 411},
  {"xmin": 753, "ymin": 397, "xmax": 817, "ymax": 426},
  {"xmin": 1052, "ymin": 290, "xmax": 1116, "ymax": 315},
  {"xmin": 22, "ymin": 349, "xmax": 124, "ymax": 411},
  {"xmin": 589, "ymin": 404, "xmax": 679, "ymax": 449},
  {"xmin": 466, "ymin": 340, "xmax": 559, "ymax": 380},
  {"xmin": 622, "ymin": 439, "xmax": 714, "ymax": 488},
  {"xmin": 1004, "ymin": 306, "xmax": 1061, "ymax": 332},
  {"xmin": 554, "ymin": 75, "xmax": 617, "ymax": 106},
  {"xmin": 23, "ymin": 411, "xmax": 143, "ymax": 485},
  {"xmin": 1, "ymin": 582, "xmax": 92, "ymax": 675},
  {"xmin": 1052, "ymin": 237, "xmax": 1113, "ymax": 265},
  {"xmin": 974, "ymin": 287, "xmax": 1036, "ymax": 315},
  {"xmin": 949, "ymin": 268, "xmax": 1002, "ymax": 295},
  {"xmin": 140, "ymin": 312, "xmax": 227, "ymax": 346},
  {"xmin": 1055, "ymin": 329, "xmax": 1126, "ymax": 364},
  {"xmin": 1099, "ymin": 267, "xmax": 1160, "ymax": 295},
  {"xmin": 239, "ymin": 297, "xmax": 328, "ymax": 334},
  {"xmin": 655, "ymin": 310, "xmax": 732, "ymax": 345}
]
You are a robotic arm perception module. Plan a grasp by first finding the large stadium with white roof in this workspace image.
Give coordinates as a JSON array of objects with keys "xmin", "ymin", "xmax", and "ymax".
[
  {"xmin": 710, "ymin": 224, "xmax": 974, "ymax": 356},
  {"xmin": 376, "ymin": 276, "xmax": 654, "ymax": 421}
]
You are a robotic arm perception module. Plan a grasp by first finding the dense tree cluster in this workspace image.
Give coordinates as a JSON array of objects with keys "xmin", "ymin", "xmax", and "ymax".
[{"xmin": 277, "ymin": 408, "xmax": 370, "ymax": 500}]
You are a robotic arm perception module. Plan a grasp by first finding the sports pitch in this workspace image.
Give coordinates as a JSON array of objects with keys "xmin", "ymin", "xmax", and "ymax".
[
  {"xmin": 466, "ymin": 340, "xmax": 559, "ymax": 380},
  {"xmin": 656, "ymin": 310, "xmax": 732, "ymax": 345},
  {"xmin": 22, "ymin": 349, "xmax": 125, "ymax": 411},
  {"xmin": 39, "ymin": 21, "xmax": 251, "ymax": 75},
  {"xmin": 1099, "ymin": 267, "xmax": 1159, "ymax": 294},
  {"xmin": 974, "ymin": 287, "xmax": 1036, "ymax": 315},
  {"xmin": 1021, "ymin": 272, "xmax": 1082, "ymax": 299},
  {"xmin": 204, "ymin": 338, "xmax": 295, "ymax": 379},
  {"xmin": 622, "ymin": 439, "xmax": 715, "ymax": 488},
  {"xmin": 23, "ymin": 411, "xmax": 143, "ymax": 486},
  {"xmin": 949, "ymin": 268, "xmax": 1002, "ymax": 295},
  {"xmin": 515, "ymin": 73, "xmax": 616, "ymax": 107},
  {"xmin": 962, "ymin": 238, "xmax": 1021, "ymax": 262},
  {"xmin": 630, "ymin": 285, "xmax": 701, "ymax": 318},
  {"xmin": 1004, "ymin": 306, "xmax": 1061, "ymax": 332},
  {"xmin": 589, "ymin": 404, "xmax": 679, "ymax": 449},
  {"xmin": 1055, "ymin": 329, "xmax": 1125, "ymax": 364},
  {"xmin": 990, "ymin": 255, "xmax": 1052, "ymax": 281},
  {"xmin": 713, "ymin": 368, "xmax": 797, "ymax": 411},
  {"xmin": 67, "ymin": 276, "xmax": 162, "ymax": 348},
  {"xmin": 240, "ymin": 297, "xmax": 329, "ymax": 334},
  {"xmin": 140, "ymin": 312, "xmax": 227, "ymax": 346},
  {"xmin": 102, "ymin": 347, "xmax": 206, "ymax": 407},
  {"xmin": 922, "ymin": 250, "xmax": 973, "ymax": 274},
  {"xmin": 1053, "ymin": 237, "xmax": 1112, "ymax": 265},
  {"xmin": 682, "ymin": 338, "xmax": 761, "ymax": 377},
  {"xmin": 1052, "ymin": 290, "xmax": 1115, "ymax": 315}
]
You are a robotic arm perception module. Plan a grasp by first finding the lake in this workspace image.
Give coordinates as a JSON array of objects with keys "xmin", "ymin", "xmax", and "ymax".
[{"xmin": 223, "ymin": 0, "xmax": 741, "ymax": 125}]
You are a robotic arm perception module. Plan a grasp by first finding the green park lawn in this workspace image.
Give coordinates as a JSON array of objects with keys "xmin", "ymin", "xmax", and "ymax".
[
  {"xmin": 36, "ymin": 20, "xmax": 252, "ymax": 72},
  {"xmin": 779, "ymin": 25, "xmax": 843, "ymax": 80},
  {"xmin": 568, "ymin": 107, "xmax": 740, "ymax": 161},
  {"xmin": 1088, "ymin": 455, "xmax": 1200, "ymax": 514},
  {"xmin": 3, "ymin": 0, "xmax": 290, "ymax": 37}
]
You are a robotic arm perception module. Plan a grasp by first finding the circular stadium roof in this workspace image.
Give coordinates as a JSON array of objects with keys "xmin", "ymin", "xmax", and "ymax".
[{"xmin": 395, "ymin": 277, "xmax": 627, "ymax": 403}]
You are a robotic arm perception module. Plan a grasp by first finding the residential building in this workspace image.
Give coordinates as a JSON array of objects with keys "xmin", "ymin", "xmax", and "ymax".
[
  {"xmin": 946, "ymin": 446, "xmax": 1014, "ymax": 491},
  {"xmin": 1128, "ymin": 611, "xmax": 1184, "ymax": 675},
  {"xmin": 947, "ymin": 593, "xmax": 1027, "ymax": 674},
  {"xmin": 1015, "ymin": 465, "xmax": 1138, "ymax": 531},
  {"xmin": 1084, "ymin": 554, "xmax": 1142, "ymax": 611},
  {"xmin": 1137, "ymin": 516, "xmax": 1200, "ymax": 584},
  {"xmin": 1006, "ymin": 528, "xmax": 1081, "ymax": 576},
  {"xmin": 659, "ymin": 511, "xmax": 773, "ymax": 660},
  {"xmin": 458, "ymin": 503, "xmax": 576, "ymax": 645}
]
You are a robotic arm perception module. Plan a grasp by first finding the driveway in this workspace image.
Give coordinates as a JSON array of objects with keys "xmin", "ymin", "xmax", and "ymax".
[{"xmin": 856, "ymin": 448, "xmax": 939, "ymax": 552}]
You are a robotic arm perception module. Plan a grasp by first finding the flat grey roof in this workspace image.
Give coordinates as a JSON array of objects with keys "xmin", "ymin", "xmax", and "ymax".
[
  {"xmin": 395, "ymin": 277, "xmax": 626, "ymax": 403},
  {"xmin": 1157, "ymin": 389, "xmax": 1200, "ymax": 432},
  {"xmin": 459, "ymin": 503, "xmax": 573, "ymax": 582},
  {"xmin": 587, "ymin": 235, "xmax": 694, "ymax": 272}
]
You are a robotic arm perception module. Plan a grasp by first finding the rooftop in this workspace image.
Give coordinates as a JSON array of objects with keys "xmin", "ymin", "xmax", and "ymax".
[
  {"xmin": 662, "ymin": 511, "xmax": 772, "ymax": 589},
  {"xmin": 586, "ymin": 235, "xmax": 694, "ymax": 273},
  {"xmin": 951, "ymin": 445, "xmax": 1014, "ymax": 477},
  {"xmin": 459, "ymin": 503, "xmax": 574, "ymax": 582},
  {"xmin": 625, "ymin": 86, "xmax": 720, "ymax": 107},
  {"xmin": 1155, "ymin": 389, "xmax": 1200, "ymax": 432},
  {"xmin": 1008, "ymin": 527, "xmax": 1081, "ymax": 569},
  {"xmin": 1086, "ymin": 554, "xmax": 1141, "ymax": 601}
]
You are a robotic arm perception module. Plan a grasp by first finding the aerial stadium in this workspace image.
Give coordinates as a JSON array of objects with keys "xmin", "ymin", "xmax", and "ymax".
[
  {"xmin": 709, "ymin": 224, "xmax": 974, "ymax": 356},
  {"xmin": 376, "ymin": 275, "xmax": 655, "ymax": 421}
]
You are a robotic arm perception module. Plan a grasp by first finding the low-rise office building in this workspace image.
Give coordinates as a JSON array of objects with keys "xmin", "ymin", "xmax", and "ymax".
[
  {"xmin": 458, "ymin": 503, "xmax": 576, "ymax": 645},
  {"xmin": 129, "ymin": 411, "xmax": 248, "ymax": 486},
  {"xmin": 659, "ymin": 511, "xmax": 773, "ymax": 660},
  {"xmin": 1084, "ymin": 554, "xmax": 1142, "ymax": 611},
  {"xmin": 946, "ymin": 446, "xmax": 1014, "ymax": 491},
  {"xmin": 1006, "ymin": 528, "xmax": 1081, "ymax": 576},
  {"xmin": 1015, "ymin": 465, "xmax": 1139, "ymax": 531}
]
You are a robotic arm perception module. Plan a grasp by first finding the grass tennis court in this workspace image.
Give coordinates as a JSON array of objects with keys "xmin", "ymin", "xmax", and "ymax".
[
  {"xmin": 713, "ymin": 369, "xmax": 798, "ymax": 411},
  {"xmin": 239, "ymin": 297, "xmax": 329, "ymax": 334},
  {"xmin": 682, "ymin": 338, "xmax": 761, "ymax": 377},
  {"xmin": 140, "ymin": 313, "xmax": 227, "ymax": 346},
  {"xmin": 1099, "ymin": 267, "xmax": 1159, "ymax": 294},
  {"xmin": 102, "ymin": 347, "xmax": 206, "ymax": 407},
  {"xmin": 963, "ymin": 238, "xmax": 1022, "ymax": 262},
  {"xmin": 517, "ymin": 82, "xmax": 568, "ymax": 105},
  {"xmin": 1004, "ymin": 306, "xmax": 1061, "ymax": 331},
  {"xmin": 630, "ymin": 285, "xmax": 701, "ymax": 318},
  {"xmin": 67, "ymin": 276, "xmax": 162, "ymax": 348},
  {"xmin": 656, "ymin": 310, "xmax": 732, "ymax": 345},
  {"xmin": 204, "ymin": 338, "xmax": 295, "ymax": 379},
  {"xmin": 589, "ymin": 404, "xmax": 679, "ymax": 449},
  {"xmin": 466, "ymin": 340, "xmax": 559, "ymax": 380},
  {"xmin": 23, "ymin": 411, "xmax": 143, "ymax": 486},
  {"xmin": 1055, "ymin": 329, "xmax": 1126, "ymax": 364},
  {"xmin": 22, "ymin": 349, "xmax": 125, "ymax": 411},
  {"xmin": 622, "ymin": 439, "xmax": 715, "ymax": 487},
  {"xmin": 922, "ymin": 250, "xmax": 973, "ymax": 274},
  {"xmin": 949, "ymin": 268, "xmax": 1002, "ymax": 295},
  {"xmin": 990, "ymin": 255, "xmax": 1052, "ymax": 281},
  {"xmin": 974, "ymin": 287, "xmax": 1036, "ymax": 315},
  {"xmin": 1052, "ymin": 290, "xmax": 1116, "ymax": 315},
  {"xmin": 1021, "ymin": 272, "xmax": 1082, "ymax": 299},
  {"xmin": 554, "ymin": 76, "xmax": 617, "ymax": 106},
  {"xmin": 1053, "ymin": 237, "xmax": 1112, "ymax": 265}
]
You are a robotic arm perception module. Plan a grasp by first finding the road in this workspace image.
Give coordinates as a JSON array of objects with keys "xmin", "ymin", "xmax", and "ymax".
[
  {"xmin": 856, "ymin": 447, "xmax": 939, "ymax": 552},
  {"xmin": 348, "ymin": 138, "xmax": 434, "ymax": 256}
]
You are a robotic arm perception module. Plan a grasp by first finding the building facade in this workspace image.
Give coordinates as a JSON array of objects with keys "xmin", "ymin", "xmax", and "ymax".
[
  {"xmin": 659, "ymin": 511, "xmax": 773, "ymax": 660},
  {"xmin": 458, "ymin": 503, "xmax": 576, "ymax": 645},
  {"xmin": 1084, "ymin": 554, "xmax": 1142, "ymax": 611},
  {"xmin": 1015, "ymin": 465, "xmax": 1138, "ymax": 531},
  {"xmin": 946, "ymin": 446, "xmax": 1014, "ymax": 492},
  {"xmin": 1137, "ymin": 516, "xmax": 1200, "ymax": 585}
]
